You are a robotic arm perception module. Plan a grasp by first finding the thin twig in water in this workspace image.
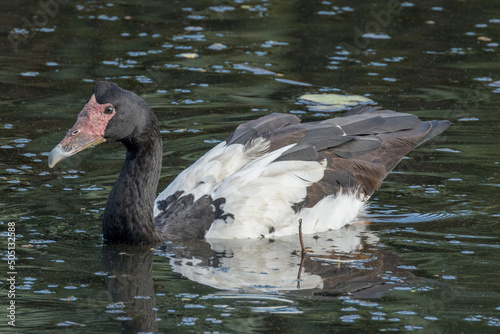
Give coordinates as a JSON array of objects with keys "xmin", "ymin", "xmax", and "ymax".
[
  {"xmin": 298, "ymin": 218, "xmax": 306, "ymax": 255},
  {"xmin": 297, "ymin": 218, "xmax": 306, "ymax": 289},
  {"xmin": 297, "ymin": 252, "xmax": 305, "ymax": 289}
]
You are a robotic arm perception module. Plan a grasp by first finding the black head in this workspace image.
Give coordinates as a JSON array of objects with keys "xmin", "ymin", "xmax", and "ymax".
[
  {"xmin": 94, "ymin": 81, "xmax": 156, "ymax": 143},
  {"xmin": 49, "ymin": 81, "xmax": 158, "ymax": 168}
]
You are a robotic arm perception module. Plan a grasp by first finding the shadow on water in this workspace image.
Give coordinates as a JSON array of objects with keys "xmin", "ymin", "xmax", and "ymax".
[{"xmin": 101, "ymin": 223, "xmax": 432, "ymax": 332}]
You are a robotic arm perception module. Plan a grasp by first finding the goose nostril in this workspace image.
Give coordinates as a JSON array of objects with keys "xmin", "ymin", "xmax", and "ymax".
[{"xmin": 72, "ymin": 130, "xmax": 80, "ymax": 136}]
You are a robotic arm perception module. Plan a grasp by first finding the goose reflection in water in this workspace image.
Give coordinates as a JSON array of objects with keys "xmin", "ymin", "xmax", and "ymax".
[
  {"xmin": 101, "ymin": 245, "xmax": 158, "ymax": 334},
  {"xmin": 163, "ymin": 223, "xmax": 380, "ymax": 293},
  {"xmin": 101, "ymin": 222, "xmax": 431, "ymax": 332}
]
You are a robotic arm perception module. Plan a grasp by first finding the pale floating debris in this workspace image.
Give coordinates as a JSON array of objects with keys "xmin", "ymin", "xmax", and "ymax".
[
  {"xmin": 40, "ymin": 27, "xmax": 56, "ymax": 32},
  {"xmin": 436, "ymin": 148, "xmax": 461, "ymax": 153},
  {"xmin": 127, "ymin": 51, "xmax": 147, "ymax": 56},
  {"xmin": 473, "ymin": 77, "xmax": 492, "ymax": 82},
  {"xmin": 164, "ymin": 63, "xmax": 180, "ymax": 69},
  {"xmin": 204, "ymin": 139, "xmax": 222, "ymax": 144},
  {"xmin": 362, "ymin": 33, "xmax": 391, "ymax": 39},
  {"xmin": 57, "ymin": 320, "xmax": 86, "ymax": 327},
  {"xmin": 209, "ymin": 6, "xmax": 235, "ymax": 12},
  {"xmin": 21, "ymin": 72, "xmax": 39, "ymax": 77},
  {"xmin": 262, "ymin": 40, "xmax": 289, "ymax": 47},
  {"xmin": 102, "ymin": 60, "xmax": 119, "ymax": 65},
  {"xmin": 317, "ymin": 11, "xmax": 337, "ymax": 15},
  {"xmin": 233, "ymin": 64, "xmax": 276, "ymax": 75},
  {"xmin": 384, "ymin": 56, "xmax": 404, "ymax": 62},
  {"xmin": 477, "ymin": 36, "xmax": 492, "ymax": 42},
  {"xmin": 275, "ymin": 78, "xmax": 312, "ymax": 87},
  {"xmin": 300, "ymin": 94, "xmax": 372, "ymax": 104},
  {"xmin": 185, "ymin": 26, "xmax": 203, "ymax": 31},
  {"xmin": 182, "ymin": 66, "xmax": 206, "ymax": 72},
  {"xmin": 369, "ymin": 62, "xmax": 388, "ymax": 67},
  {"xmin": 241, "ymin": 4, "xmax": 268, "ymax": 12},
  {"xmin": 136, "ymin": 75, "xmax": 153, "ymax": 84},
  {"xmin": 489, "ymin": 80, "xmax": 500, "ymax": 87},
  {"xmin": 9, "ymin": 27, "xmax": 29, "ymax": 36},
  {"xmin": 98, "ymin": 14, "xmax": 119, "ymax": 21},
  {"xmin": 299, "ymin": 94, "xmax": 373, "ymax": 112},
  {"xmin": 176, "ymin": 53, "xmax": 199, "ymax": 59},
  {"xmin": 173, "ymin": 34, "xmax": 206, "ymax": 42},
  {"xmin": 208, "ymin": 43, "xmax": 227, "ymax": 50},
  {"xmin": 188, "ymin": 15, "xmax": 205, "ymax": 20},
  {"xmin": 59, "ymin": 296, "xmax": 78, "ymax": 302}
]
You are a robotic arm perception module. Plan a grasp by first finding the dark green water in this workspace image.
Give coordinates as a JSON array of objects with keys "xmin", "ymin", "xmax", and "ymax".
[{"xmin": 1, "ymin": 0, "xmax": 499, "ymax": 332}]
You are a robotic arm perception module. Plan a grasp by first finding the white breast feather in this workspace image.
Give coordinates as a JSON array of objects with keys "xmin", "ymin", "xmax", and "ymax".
[
  {"xmin": 154, "ymin": 138, "xmax": 270, "ymax": 216},
  {"xmin": 205, "ymin": 145, "xmax": 327, "ymax": 239},
  {"xmin": 270, "ymin": 189, "xmax": 366, "ymax": 238}
]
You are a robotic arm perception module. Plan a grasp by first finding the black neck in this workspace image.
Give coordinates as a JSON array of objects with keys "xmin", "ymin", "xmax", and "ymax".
[{"xmin": 102, "ymin": 120, "xmax": 163, "ymax": 244}]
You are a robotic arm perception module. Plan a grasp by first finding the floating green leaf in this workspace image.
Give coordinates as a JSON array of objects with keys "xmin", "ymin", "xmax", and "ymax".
[{"xmin": 299, "ymin": 94, "xmax": 374, "ymax": 112}]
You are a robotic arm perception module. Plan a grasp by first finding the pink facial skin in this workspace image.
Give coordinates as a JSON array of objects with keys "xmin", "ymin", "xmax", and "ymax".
[
  {"xmin": 48, "ymin": 94, "xmax": 117, "ymax": 168},
  {"xmin": 58, "ymin": 94, "xmax": 116, "ymax": 154}
]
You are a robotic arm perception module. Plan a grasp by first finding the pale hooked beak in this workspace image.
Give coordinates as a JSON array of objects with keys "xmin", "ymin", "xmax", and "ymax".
[{"xmin": 48, "ymin": 144, "xmax": 72, "ymax": 168}]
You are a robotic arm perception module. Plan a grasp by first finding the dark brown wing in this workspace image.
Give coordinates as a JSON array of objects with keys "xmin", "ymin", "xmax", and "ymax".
[{"xmin": 263, "ymin": 107, "xmax": 450, "ymax": 208}]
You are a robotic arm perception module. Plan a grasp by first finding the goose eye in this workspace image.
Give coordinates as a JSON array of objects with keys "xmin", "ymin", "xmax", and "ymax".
[{"xmin": 104, "ymin": 105, "xmax": 114, "ymax": 114}]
